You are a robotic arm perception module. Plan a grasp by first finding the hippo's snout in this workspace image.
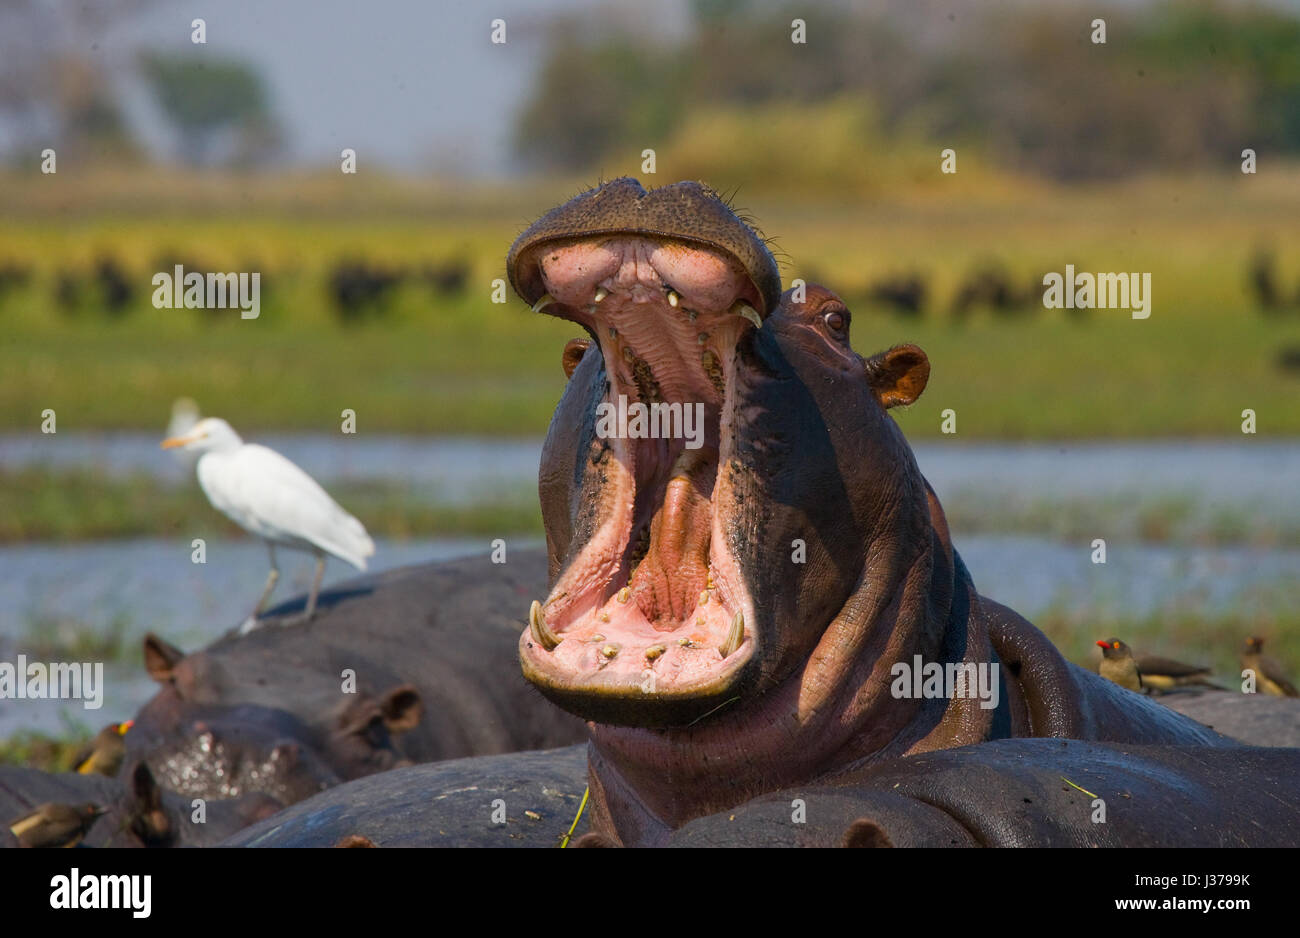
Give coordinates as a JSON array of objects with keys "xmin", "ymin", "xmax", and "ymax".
[{"xmin": 507, "ymin": 177, "xmax": 781, "ymax": 318}]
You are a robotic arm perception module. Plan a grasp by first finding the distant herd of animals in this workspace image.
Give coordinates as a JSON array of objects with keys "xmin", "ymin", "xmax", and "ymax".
[
  {"xmin": 3, "ymin": 250, "xmax": 1300, "ymax": 332},
  {"xmin": 0, "ymin": 254, "xmax": 474, "ymax": 324}
]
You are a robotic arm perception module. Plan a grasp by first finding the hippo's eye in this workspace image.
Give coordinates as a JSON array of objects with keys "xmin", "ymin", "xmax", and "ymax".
[{"xmin": 823, "ymin": 307, "xmax": 849, "ymax": 336}]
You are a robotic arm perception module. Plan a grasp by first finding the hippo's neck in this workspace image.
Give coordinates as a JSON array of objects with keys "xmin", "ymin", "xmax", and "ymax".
[{"xmin": 585, "ymin": 492, "xmax": 1020, "ymax": 845}]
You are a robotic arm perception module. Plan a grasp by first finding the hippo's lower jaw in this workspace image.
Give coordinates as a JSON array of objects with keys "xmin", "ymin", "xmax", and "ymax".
[{"xmin": 519, "ymin": 235, "xmax": 766, "ymax": 726}]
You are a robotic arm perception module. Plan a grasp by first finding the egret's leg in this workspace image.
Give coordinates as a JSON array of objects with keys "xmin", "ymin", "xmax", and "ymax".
[
  {"xmin": 303, "ymin": 553, "xmax": 325, "ymax": 621},
  {"xmin": 253, "ymin": 543, "xmax": 280, "ymax": 617}
]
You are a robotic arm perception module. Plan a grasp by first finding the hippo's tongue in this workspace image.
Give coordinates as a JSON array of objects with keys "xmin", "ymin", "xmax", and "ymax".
[{"xmin": 627, "ymin": 448, "xmax": 714, "ymax": 628}]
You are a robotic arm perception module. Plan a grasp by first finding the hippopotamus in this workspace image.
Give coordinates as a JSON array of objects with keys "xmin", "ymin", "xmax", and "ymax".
[
  {"xmin": 661, "ymin": 739, "xmax": 1300, "ymax": 847},
  {"xmin": 222, "ymin": 745, "xmax": 590, "ymax": 848},
  {"xmin": 502, "ymin": 178, "xmax": 1300, "ymax": 847},
  {"xmin": 132, "ymin": 552, "xmax": 586, "ymax": 797},
  {"xmin": 1, "ymin": 762, "xmax": 280, "ymax": 848},
  {"xmin": 126, "ymin": 702, "xmax": 344, "ymax": 805},
  {"xmin": 1159, "ymin": 692, "xmax": 1300, "ymax": 748}
]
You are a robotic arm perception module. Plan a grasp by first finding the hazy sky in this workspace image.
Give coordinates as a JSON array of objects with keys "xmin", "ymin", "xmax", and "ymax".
[{"xmin": 104, "ymin": 0, "xmax": 692, "ymax": 175}]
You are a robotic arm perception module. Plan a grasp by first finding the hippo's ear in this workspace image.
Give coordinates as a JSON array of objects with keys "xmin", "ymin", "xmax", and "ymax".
[
  {"xmin": 841, "ymin": 818, "xmax": 895, "ymax": 848},
  {"xmin": 562, "ymin": 338, "xmax": 593, "ymax": 379},
  {"xmin": 128, "ymin": 762, "xmax": 173, "ymax": 845},
  {"xmin": 863, "ymin": 344, "xmax": 930, "ymax": 409},
  {"xmin": 143, "ymin": 633, "xmax": 186, "ymax": 683},
  {"xmin": 379, "ymin": 685, "xmax": 422, "ymax": 733},
  {"xmin": 334, "ymin": 834, "xmax": 377, "ymax": 848},
  {"xmin": 131, "ymin": 761, "xmax": 162, "ymax": 809},
  {"xmin": 570, "ymin": 832, "xmax": 620, "ymax": 848}
]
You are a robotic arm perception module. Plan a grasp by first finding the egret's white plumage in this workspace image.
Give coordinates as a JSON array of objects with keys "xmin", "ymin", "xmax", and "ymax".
[{"xmin": 162, "ymin": 417, "xmax": 374, "ymax": 625}]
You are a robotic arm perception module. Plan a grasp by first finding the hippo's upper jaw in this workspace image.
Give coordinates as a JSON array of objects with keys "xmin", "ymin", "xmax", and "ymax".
[{"xmin": 509, "ymin": 179, "xmax": 781, "ymax": 726}]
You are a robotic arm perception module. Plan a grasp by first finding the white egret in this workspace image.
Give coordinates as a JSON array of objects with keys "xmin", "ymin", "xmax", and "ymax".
[{"xmin": 161, "ymin": 417, "xmax": 375, "ymax": 627}]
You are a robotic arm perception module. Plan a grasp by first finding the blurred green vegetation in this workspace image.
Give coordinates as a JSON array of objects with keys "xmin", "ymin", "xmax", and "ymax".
[
  {"xmin": 0, "ymin": 467, "xmax": 542, "ymax": 543},
  {"xmin": 0, "ymin": 728, "xmax": 91, "ymax": 772},
  {"xmin": 1, "ymin": 167, "xmax": 1298, "ymax": 438},
  {"xmin": 518, "ymin": 0, "xmax": 1300, "ymax": 185},
  {"xmin": 18, "ymin": 611, "xmax": 133, "ymax": 662},
  {"xmin": 2, "ymin": 466, "xmax": 1295, "ymax": 546}
]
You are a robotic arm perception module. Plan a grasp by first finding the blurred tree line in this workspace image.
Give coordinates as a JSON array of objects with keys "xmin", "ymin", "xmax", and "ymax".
[
  {"xmin": 0, "ymin": 0, "xmax": 280, "ymax": 168},
  {"xmin": 513, "ymin": 0, "xmax": 1300, "ymax": 183}
]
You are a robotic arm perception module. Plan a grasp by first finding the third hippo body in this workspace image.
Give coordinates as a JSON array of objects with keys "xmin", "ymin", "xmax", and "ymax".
[
  {"xmin": 130, "ymin": 552, "xmax": 587, "ymax": 805},
  {"xmin": 504, "ymin": 179, "xmax": 1283, "ymax": 848}
]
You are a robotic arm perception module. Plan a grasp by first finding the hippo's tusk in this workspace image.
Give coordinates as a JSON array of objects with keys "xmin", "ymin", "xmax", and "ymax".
[
  {"xmin": 532, "ymin": 293, "xmax": 557, "ymax": 314},
  {"xmin": 730, "ymin": 300, "xmax": 762, "ymax": 329},
  {"xmin": 720, "ymin": 610, "xmax": 745, "ymax": 658},
  {"xmin": 529, "ymin": 600, "xmax": 560, "ymax": 651},
  {"xmin": 667, "ymin": 289, "xmax": 680, "ymax": 308},
  {"xmin": 594, "ymin": 286, "xmax": 608, "ymax": 303}
]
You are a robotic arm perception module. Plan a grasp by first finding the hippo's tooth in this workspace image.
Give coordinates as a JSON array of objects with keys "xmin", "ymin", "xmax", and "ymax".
[
  {"xmin": 667, "ymin": 289, "xmax": 680, "ymax": 308},
  {"xmin": 600, "ymin": 644, "xmax": 619, "ymax": 659},
  {"xmin": 720, "ymin": 610, "xmax": 745, "ymax": 658},
  {"xmin": 645, "ymin": 644, "xmax": 666, "ymax": 661},
  {"xmin": 616, "ymin": 587, "xmax": 631, "ymax": 604},
  {"xmin": 529, "ymin": 600, "xmax": 560, "ymax": 651},
  {"xmin": 730, "ymin": 300, "xmax": 762, "ymax": 329},
  {"xmin": 532, "ymin": 293, "xmax": 556, "ymax": 314},
  {"xmin": 594, "ymin": 286, "xmax": 608, "ymax": 303}
]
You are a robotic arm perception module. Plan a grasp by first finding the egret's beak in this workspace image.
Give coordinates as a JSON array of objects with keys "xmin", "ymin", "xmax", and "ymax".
[{"xmin": 161, "ymin": 431, "xmax": 202, "ymax": 450}]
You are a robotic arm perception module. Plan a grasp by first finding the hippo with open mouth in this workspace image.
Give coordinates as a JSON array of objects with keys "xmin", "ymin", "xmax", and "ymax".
[{"xmin": 506, "ymin": 178, "xmax": 1285, "ymax": 847}]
